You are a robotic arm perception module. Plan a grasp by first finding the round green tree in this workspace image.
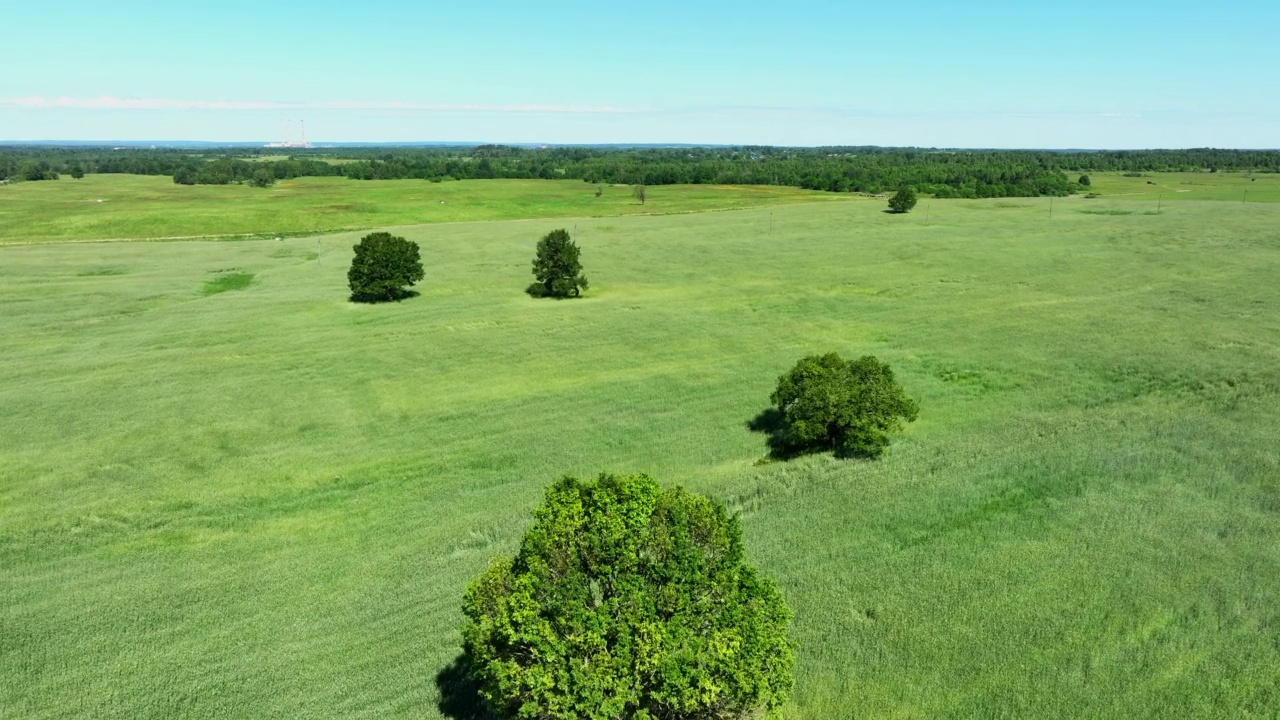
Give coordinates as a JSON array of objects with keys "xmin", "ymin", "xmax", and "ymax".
[
  {"xmin": 770, "ymin": 353, "xmax": 918, "ymax": 458},
  {"xmin": 1078, "ymin": 174, "xmax": 1091, "ymax": 187},
  {"xmin": 462, "ymin": 473, "xmax": 795, "ymax": 720},
  {"xmin": 887, "ymin": 186, "xmax": 918, "ymax": 213},
  {"xmin": 347, "ymin": 231, "xmax": 424, "ymax": 302},
  {"xmin": 528, "ymin": 229, "xmax": 588, "ymax": 298},
  {"xmin": 250, "ymin": 168, "xmax": 276, "ymax": 188}
]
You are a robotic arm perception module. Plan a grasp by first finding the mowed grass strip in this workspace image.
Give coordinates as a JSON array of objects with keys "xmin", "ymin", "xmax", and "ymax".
[
  {"xmin": 0, "ymin": 175, "xmax": 852, "ymax": 245},
  {"xmin": 1, "ymin": 197, "xmax": 1278, "ymax": 718}
]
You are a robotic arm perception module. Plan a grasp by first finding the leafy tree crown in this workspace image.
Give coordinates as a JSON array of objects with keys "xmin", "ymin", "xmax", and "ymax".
[
  {"xmin": 888, "ymin": 186, "xmax": 918, "ymax": 213},
  {"xmin": 770, "ymin": 353, "xmax": 918, "ymax": 458},
  {"xmin": 529, "ymin": 228, "xmax": 588, "ymax": 298},
  {"xmin": 250, "ymin": 168, "xmax": 276, "ymax": 188},
  {"xmin": 463, "ymin": 473, "xmax": 795, "ymax": 720},
  {"xmin": 347, "ymin": 231, "xmax": 424, "ymax": 302}
]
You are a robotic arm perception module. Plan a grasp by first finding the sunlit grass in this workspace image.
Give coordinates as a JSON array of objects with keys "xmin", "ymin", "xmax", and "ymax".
[
  {"xmin": 0, "ymin": 174, "xmax": 852, "ymax": 244},
  {"xmin": 1, "ymin": 194, "xmax": 1278, "ymax": 718}
]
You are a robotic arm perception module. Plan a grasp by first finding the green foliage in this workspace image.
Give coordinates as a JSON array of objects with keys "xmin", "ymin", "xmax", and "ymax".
[
  {"xmin": 888, "ymin": 186, "xmax": 918, "ymax": 214},
  {"xmin": 528, "ymin": 228, "xmax": 588, "ymax": 298},
  {"xmin": 250, "ymin": 169, "xmax": 276, "ymax": 188},
  {"xmin": 69, "ymin": 164, "xmax": 86, "ymax": 180},
  {"xmin": 633, "ymin": 184, "xmax": 647, "ymax": 205},
  {"xmin": 8, "ymin": 145, "xmax": 1278, "ymax": 199},
  {"xmin": 770, "ymin": 353, "xmax": 918, "ymax": 458},
  {"xmin": 347, "ymin": 231, "xmax": 424, "ymax": 302},
  {"xmin": 1078, "ymin": 174, "xmax": 1091, "ymax": 187},
  {"xmin": 462, "ymin": 473, "xmax": 795, "ymax": 720},
  {"xmin": 18, "ymin": 160, "xmax": 58, "ymax": 181}
]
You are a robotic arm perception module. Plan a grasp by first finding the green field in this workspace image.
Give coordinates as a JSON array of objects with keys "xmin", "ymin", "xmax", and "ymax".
[
  {"xmin": 1087, "ymin": 171, "xmax": 1280, "ymax": 203},
  {"xmin": 2, "ymin": 185, "xmax": 1279, "ymax": 718},
  {"xmin": 0, "ymin": 175, "xmax": 848, "ymax": 245}
]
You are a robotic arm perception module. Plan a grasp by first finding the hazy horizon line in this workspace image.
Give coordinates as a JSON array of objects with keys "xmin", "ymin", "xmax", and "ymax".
[{"xmin": 2, "ymin": 140, "xmax": 1277, "ymax": 152}]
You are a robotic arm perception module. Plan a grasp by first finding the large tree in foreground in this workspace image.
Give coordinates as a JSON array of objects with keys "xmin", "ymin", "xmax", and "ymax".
[
  {"xmin": 770, "ymin": 353, "xmax": 917, "ymax": 458},
  {"xmin": 527, "ymin": 228, "xmax": 588, "ymax": 298},
  {"xmin": 463, "ymin": 474, "xmax": 795, "ymax": 720},
  {"xmin": 347, "ymin": 231, "xmax": 424, "ymax": 302}
]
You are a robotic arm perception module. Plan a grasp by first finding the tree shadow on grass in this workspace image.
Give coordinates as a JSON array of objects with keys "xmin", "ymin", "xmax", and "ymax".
[
  {"xmin": 435, "ymin": 653, "xmax": 497, "ymax": 720},
  {"xmin": 349, "ymin": 289, "xmax": 421, "ymax": 304},
  {"xmin": 747, "ymin": 408, "xmax": 880, "ymax": 460},
  {"xmin": 746, "ymin": 408, "xmax": 804, "ymax": 461}
]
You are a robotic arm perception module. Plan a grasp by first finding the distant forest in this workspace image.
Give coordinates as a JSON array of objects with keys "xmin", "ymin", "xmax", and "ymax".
[{"xmin": 3, "ymin": 145, "xmax": 1278, "ymax": 198}]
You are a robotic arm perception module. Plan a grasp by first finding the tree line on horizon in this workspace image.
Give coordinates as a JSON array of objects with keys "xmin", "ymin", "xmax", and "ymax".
[{"xmin": 2, "ymin": 145, "xmax": 1277, "ymax": 198}]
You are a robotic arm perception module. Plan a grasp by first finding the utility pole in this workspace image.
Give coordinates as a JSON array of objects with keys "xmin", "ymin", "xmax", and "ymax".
[
  {"xmin": 925, "ymin": 202, "xmax": 931, "ymax": 225},
  {"xmin": 1049, "ymin": 196, "xmax": 1053, "ymax": 218},
  {"xmin": 769, "ymin": 211, "xmax": 773, "ymax": 234},
  {"xmin": 1244, "ymin": 190, "xmax": 1249, "ymax": 204},
  {"xmin": 317, "ymin": 238, "xmax": 321, "ymax": 267},
  {"xmin": 1157, "ymin": 194, "xmax": 1162, "ymax": 214}
]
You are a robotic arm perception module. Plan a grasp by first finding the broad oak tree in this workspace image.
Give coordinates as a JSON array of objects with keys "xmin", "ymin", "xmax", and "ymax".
[
  {"xmin": 347, "ymin": 232, "xmax": 424, "ymax": 302},
  {"xmin": 462, "ymin": 473, "xmax": 795, "ymax": 720}
]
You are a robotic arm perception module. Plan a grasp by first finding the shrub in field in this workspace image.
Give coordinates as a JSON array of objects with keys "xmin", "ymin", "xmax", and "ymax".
[
  {"xmin": 769, "ymin": 353, "xmax": 917, "ymax": 458},
  {"xmin": 347, "ymin": 231, "xmax": 424, "ymax": 302},
  {"xmin": 527, "ymin": 228, "xmax": 588, "ymax": 298},
  {"xmin": 1078, "ymin": 174, "xmax": 1091, "ymax": 187},
  {"xmin": 888, "ymin": 186, "xmax": 918, "ymax": 213},
  {"xmin": 462, "ymin": 473, "xmax": 794, "ymax": 720}
]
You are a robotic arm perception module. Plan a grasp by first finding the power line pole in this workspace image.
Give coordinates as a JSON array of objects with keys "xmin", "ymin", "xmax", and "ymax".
[
  {"xmin": 1049, "ymin": 196, "xmax": 1053, "ymax": 218},
  {"xmin": 769, "ymin": 211, "xmax": 773, "ymax": 234},
  {"xmin": 925, "ymin": 202, "xmax": 931, "ymax": 225},
  {"xmin": 317, "ymin": 238, "xmax": 321, "ymax": 267},
  {"xmin": 1157, "ymin": 194, "xmax": 1162, "ymax": 214}
]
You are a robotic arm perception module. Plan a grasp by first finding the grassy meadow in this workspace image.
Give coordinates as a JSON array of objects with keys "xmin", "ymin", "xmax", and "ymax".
[
  {"xmin": 1087, "ymin": 170, "xmax": 1280, "ymax": 203},
  {"xmin": 3, "ymin": 171, "xmax": 1273, "ymax": 247},
  {"xmin": 0, "ymin": 175, "xmax": 846, "ymax": 245},
  {"xmin": 2, "ymin": 186, "xmax": 1279, "ymax": 719}
]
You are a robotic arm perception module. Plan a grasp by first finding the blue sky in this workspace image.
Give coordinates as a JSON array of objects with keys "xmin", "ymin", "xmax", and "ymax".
[{"xmin": 2, "ymin": 0, "xmax": 1276, "ymax": 147}]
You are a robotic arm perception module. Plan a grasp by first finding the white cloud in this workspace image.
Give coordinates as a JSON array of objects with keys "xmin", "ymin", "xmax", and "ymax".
[{"xmin": 0, "ymin": 96, "xmax": 636, "ymax": 113}]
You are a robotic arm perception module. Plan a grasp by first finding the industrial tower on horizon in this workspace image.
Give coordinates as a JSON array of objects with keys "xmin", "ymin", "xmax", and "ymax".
[{"xmin": 265, "ymin": 120, "xmax": 311, "ymax": 148}]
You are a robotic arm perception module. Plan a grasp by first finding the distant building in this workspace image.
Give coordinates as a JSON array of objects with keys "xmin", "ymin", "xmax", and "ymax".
[{"xmin": 265, "ymin": 120, "xmax": 312, "ymax": 149}]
